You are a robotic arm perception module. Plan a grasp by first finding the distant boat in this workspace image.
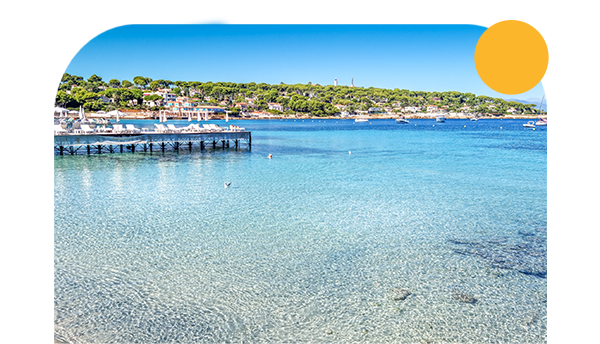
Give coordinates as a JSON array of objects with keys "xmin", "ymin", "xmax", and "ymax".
[
  {"xmin": 435, "ymin": 114, "xmax": 446, "ymax": 123},
  {"xmin": 396, "ymin": 116, "xmax": 409, "ymax": 124},
  {"xmin": 535, "ymin": 96, "xmax": 547, "ymax": 126},
  {"xmin": 470, "ymin": 116, "xmax": 479, "ymax": 121},
  {"xmin": 523, "ymin": 121, "xmax": 536, "ymax": 128},
  {"xmin": 355, "ymin": 118, "xmax": 368, "ymax": 122}
]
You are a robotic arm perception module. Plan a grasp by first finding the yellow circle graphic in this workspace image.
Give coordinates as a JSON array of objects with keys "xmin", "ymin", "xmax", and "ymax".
[{"xmin": 475, "ymin": 20, "xmax": 548, "ymax": 95}]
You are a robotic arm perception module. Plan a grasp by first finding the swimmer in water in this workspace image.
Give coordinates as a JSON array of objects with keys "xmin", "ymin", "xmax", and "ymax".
[
  {"xmin": 224, "ymin": 182, "xmax": 231, "ymax": 189},
  {"xmin": 268, "ymin": 154, "xmax": 272, "ymax": 159}
]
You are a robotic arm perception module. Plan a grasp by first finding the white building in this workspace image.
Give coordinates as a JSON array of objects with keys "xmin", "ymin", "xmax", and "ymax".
[
  {"xmin": 153, "ymin": 91, "xmax": 177, "ymax": 102},
  {"xmin": 268, "ymin": 103, "xmax": 284, "ymax": 112},
  {"xmin": 403, "ymin": 106, "xmax": 420, "ymax": 113}
]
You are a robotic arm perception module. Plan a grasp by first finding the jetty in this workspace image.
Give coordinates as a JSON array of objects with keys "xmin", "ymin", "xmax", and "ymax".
[{"xmin": 54, "ymin": 127, "xmax": 251, "ymax": 155}]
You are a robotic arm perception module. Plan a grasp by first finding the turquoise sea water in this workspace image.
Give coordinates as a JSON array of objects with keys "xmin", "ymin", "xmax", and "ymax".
[{"xmin": 55, "ymin": 119, "xmax": 547, "ymax": 343}]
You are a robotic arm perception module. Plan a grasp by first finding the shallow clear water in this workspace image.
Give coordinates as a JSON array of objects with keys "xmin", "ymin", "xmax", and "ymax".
[{"xmin": 55, "ymin": 119, "xmax": 547, "ymax": 343}]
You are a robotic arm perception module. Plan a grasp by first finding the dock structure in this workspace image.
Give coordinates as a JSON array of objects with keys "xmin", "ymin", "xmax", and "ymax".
[{"xmin": 54, "ymin": 130, "xmax": 251, "ymax": 155}]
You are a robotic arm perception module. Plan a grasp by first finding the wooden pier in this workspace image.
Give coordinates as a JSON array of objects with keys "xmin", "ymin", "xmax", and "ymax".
[{"xmin": 54, "ymin": 130, "xmax": 251, "ymax": 155}]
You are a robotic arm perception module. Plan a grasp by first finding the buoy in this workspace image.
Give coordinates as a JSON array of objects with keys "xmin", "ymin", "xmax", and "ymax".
[
  {"xmin": 500, "ymin": 127, "xmax": 502, "ymax": 129},
  {"xmin": 464, "ymin": 125, "xmax": 466, "ymax": 127}
]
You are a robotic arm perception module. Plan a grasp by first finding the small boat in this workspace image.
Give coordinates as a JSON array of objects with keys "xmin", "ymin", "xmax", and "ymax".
[
  {"xmin": 435, "ymin": 114, "xmax": 446, "ymax": 123},
  {"xmin": 470, "ymin": 116, "xmax": 479, "ymax": 121},
  {"xmin": 534, "ymin": 95, "xmax": 547, "ymax": 126},
  {"xmin": 355, "ymin": 118, "xmax": 368, "ymax": 122},
  {"xmin": 396, "ymin": 117, "xmax": 409, "ymax": 124},
  {"xmin": 523, "ymin": 121, "xmax": 536, "ymax": 128}
]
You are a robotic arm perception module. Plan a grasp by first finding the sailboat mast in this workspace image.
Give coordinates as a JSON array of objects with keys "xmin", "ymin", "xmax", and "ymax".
[{"xmin": 538, "ymin": 95, "xmax": 545, "ymax": 116}]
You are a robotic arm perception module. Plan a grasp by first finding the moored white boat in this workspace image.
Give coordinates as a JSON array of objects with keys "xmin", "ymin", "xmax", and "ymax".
[
  {"xmin": 435, "ymin": 114, "xmax": 446, "ymax": 123},
  {"xmin": 523, "ymin": 121, "xmax": 536, "ymax": 128},
  {"xmin": 355, "ymin": 118, "xmax": 368, "ymax": 122},
  {"xmin": 396, "ymin": 117, "xmax": 409, "ymax": 123}
]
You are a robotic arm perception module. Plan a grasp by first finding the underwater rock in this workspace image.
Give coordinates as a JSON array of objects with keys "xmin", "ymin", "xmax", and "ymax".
[
  {"xmin": 451, "ymin": 290, "xmax": 478, "ymax": 304},
  {"xmin": 324, "ymin": 328, "xmax": 333, "ymax": 335},
  {"xmin": 448, "ymin": 229, "xmax": 547, "ymax": 278},
  {"xmin": 521, "ymin": 312, "xmax": 539, "ymax": 326},
  {"xmin": 390, "ymin": 288, "xmax": 411, "ymax": 301}
]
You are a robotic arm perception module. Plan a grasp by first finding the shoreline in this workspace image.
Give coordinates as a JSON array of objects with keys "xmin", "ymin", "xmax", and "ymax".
[{"xmin": 62, "ymin": 114, "xmax": 546, "ymax": 121}]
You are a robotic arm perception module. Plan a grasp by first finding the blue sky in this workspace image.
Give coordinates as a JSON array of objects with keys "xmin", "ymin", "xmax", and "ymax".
[{"xmin": 65, "ymin": 24, "xmax": 545, "ymax": 102}]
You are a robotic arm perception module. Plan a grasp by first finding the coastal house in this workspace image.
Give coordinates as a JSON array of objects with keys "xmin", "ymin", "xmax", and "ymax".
[
  {"xmin": 432, "ymin": 97, "xmax": 442, "ymax": 102},
  {"xmin": 154, "ymin": 91, "xmax": 177, "ymax": 102},
  {"xmin": 426, "ymin": 105, "xmax": 439, "ymax": 112},
  {"xmin": 195, "ymin": 106, "xmax": 226, "ymax": 115},
  {"xmin": 506, "ymin": 107, "xmax": 518, "ymax": 114},
  {"xmin": 403, "ymin": 106, "xmax": 420, "ymax": 113},
  {"xmin": 268, "ymin": 103, "xmax": 284, "ymax": 112},
  {"xmin": 248, "ymin": 111, "xmax": 275, "ymax": 118},
  {"xmin": 167, "ymin": 100, "xmax": 226, "ymax": 117},
  {"xmin": 235, "ymin": 103, "xmax": 250, "ymax": 110},
  {"xmin": 368, "ymin": 107, "xmax": 383, "ymax": 114},
  {"xmin": 460, "ymin": 105, "xmax": 471, "ymax": 112},
  {"xmin": 333, "ymin": 104, "xmax": 347, "ymax": 110},
  {"xmin": 143, "ymin": 98, "xmax": 162, "ymax": 107},
  {"xmin": 99, "ymin": 95, "xmax": 113, "ymax": 103}
]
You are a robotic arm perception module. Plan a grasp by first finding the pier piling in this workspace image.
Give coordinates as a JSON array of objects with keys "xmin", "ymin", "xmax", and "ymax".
[{"xmin": 54, "ymin": 131, "xmax": 250, "ymax": 156}]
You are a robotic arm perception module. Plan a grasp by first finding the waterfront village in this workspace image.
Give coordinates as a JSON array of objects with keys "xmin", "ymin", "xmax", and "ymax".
[{"xmin": 55, "ymin": 74, "xmax": 546, "ymax": 121}]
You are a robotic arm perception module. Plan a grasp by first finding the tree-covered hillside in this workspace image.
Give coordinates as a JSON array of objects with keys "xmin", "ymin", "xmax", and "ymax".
[{"xmin": 56, "ymin": 73, "xmax": 542, "ymax": 116}]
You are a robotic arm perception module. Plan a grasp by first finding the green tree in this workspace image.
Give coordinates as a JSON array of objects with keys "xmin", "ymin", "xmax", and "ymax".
[
  {"xmin": 133, "ymin": 76, "xmax": 152, "ymax": 88},
  {"xmin": 70, "ymin": 87, "xmax": 99, "ymax": 107},
  {"xmin": 149, "ymin": 80, "xmax": 160, "ymax": 91},
  {"xmin": 122, "ymin": 80, "xmax": 133, "ymax": 88},
  {"xmin": 87, "ymin": 74, "xmax": 102, "ymax": 83},
  {"xmin": 55, "ymin": 90, "xmax": 73, "ymax": 107},
  {"xmin": 108, "ymin": 79, "xmax": 121, "ymax": 88}
]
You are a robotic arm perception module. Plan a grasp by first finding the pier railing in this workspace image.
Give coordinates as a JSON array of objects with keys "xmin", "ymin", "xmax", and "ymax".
[{"xmin": 54, "ymin": 131, "xmax": 251, "ymax": 155}]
